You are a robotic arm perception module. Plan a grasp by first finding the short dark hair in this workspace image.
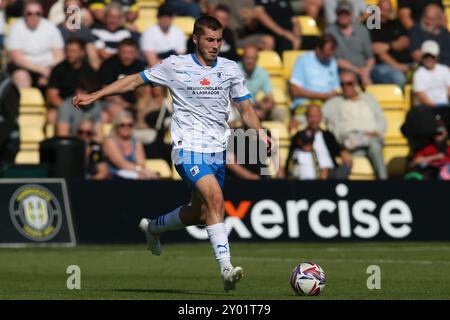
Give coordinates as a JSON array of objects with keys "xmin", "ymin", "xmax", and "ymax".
[
  {"xmin": 157, "ymin": 4, "xmax": 175, "ymax": 18},
  {"xmin": 316, "ymin": 34, "xmax": 337, "ymax": 50},
  {"xmin": 66, "ymin": 37, "xmax": 86, "ymax": 50},
  {"xmin": 215, "ymin": 4, "xmax": 230, "ymax": 14},
  {"xmin": 193, "ymin": 15, "xmax": 222, "ymax": 37},
  {"xmin": 118, "ymin": 38, "xmax": 138, "ymax": 49}
]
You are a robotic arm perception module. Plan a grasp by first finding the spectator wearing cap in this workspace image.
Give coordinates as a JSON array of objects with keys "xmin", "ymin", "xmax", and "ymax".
[
  {"xmin": 324, "ymin": 0, "xmax": 368, "ymax": 26},
  {"xmin": 141, "ymin": 5, "xmax": 186, "ymax": 67},
  {"xmin": 409, "ymin": 4, "xmax": 450, "ymax": 67},
  {"xmin": 370, "ymin": 0, "xmax": 412, "ymax": 89},
  {"xmin": 5, "ymin": 0, "xmax": 65, "ymax": 89},
  {"xmin": 322, "ymin": 70, "xmax": 387, "ymax": 179},
  {"xmin": 325, "ymin": 0, "xmax": 375, "ymax": 86},
  {"xmin": 289, "ymin": 34, "xmax": 340, "ymax": 128},
  {"xmin": 413, "ymin": 40, "xmax": 450, "ymax": 109}
]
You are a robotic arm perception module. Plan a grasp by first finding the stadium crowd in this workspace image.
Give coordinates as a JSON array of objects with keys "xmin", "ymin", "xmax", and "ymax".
[{"xmin": 1, "ymin": 0, "xmax": 450, "ymax": 181}]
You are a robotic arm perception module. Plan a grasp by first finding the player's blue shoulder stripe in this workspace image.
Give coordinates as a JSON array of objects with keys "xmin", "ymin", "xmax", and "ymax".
[
  {"xmin": 191, "ymin": 53, "xmax": 218, "ymax": 68},
  {"xmin": 139, "ymin": 71, "xmax": 150, "ymax": 83},
  {"xmin": 232, "ymin": 93, "xmax": 252, "ymax": 102}
]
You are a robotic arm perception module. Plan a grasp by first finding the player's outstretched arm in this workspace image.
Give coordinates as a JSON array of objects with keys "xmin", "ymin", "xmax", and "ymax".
[
  {"xmin": 236, "ymin": 99, "xmax": 273, "ymax": 151},
  {"xmin": 72, "ymin": 73, "xmax": 145, "ymax": 109}
]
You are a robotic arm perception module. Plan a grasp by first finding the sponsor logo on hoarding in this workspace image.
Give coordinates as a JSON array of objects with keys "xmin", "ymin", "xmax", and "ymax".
[{"xmin": 187, "ymin": 184, "xmax": 413, "ymax": 240}]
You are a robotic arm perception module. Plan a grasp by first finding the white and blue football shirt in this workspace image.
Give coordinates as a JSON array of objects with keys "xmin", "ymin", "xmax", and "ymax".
[{"xmin": 140, "ymin": 54, "xmax": 252, "ymax": 153}]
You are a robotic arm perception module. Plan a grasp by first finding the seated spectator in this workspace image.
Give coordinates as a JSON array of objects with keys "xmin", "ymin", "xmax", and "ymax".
[
  {"xmin": 56, "ymin": 77, "xmax": 103, "ymax": 137},
  {"xmin": 104, "ymin": 110, "xmax": 160, "ymax": 180},
  {"xmin": 57, "ymin": 0, "xmax": 100, "ymax": 70},
  {"xmin": 141, "ymin": 5, "xmax": 186, "ymax": 67},
  {"xmin": 410, "ymin": 123, "xmax": 450, "ymax": 180},
  {"xmin": 164, "ymin": 0, "xmax": 207, "ymax": 19},
  {"xmin": 91, "ymin": 2, "xmax": 135, "ymax": 61},
  {"xmin": 187, "ymin": 4, "xmax": 238, "ymax": 61},
  {"xmin": 413, "ymin": 41, "xmax": 450, "ymax": 108},
  {"xmin": 207, "ymin": 0, "xmax": 254, "ymax": 32},
  {"xmin": 238, "ymin": 0, "xmax": 301, "ymax": 53},
  {"xmin": 98, "ymin": 38, "xmax": 153, "ymax": 123},
  {"xmin": 322, "ymin": 70, "xmax": 388, "ymax": 179},
  {"xmin": 47, "ymin": 38, "xmax": 97, "ymax": 120},
  {"xmin": 285, "ymin": 128, "xmax": 327, "ymax": 180},
  {"xmin": 370, "ymin": 0, "xmax": 412, "ymax": 88},
  {"xmin": 88, "ymin": 0, "xmax": 138, "ymax": 26},
  {"xmin": 289, "ymin": 35, "xmax": 340, "ymax": 128},
  {"xmin": 0, "ymin": 72, "xmax": 20, "ymax": 167},
  {"xmin": 287, "ymin": 104, "xmax": 353, "ymax": 179},
  {"xmin": 413, "ymin": 40, "xmax": 450, "ymax": 133},
  {"xmin": 409, "ymin": 4, "xmax": 450, "ymax": 67},
  {"xmin": 5, "ymin": 0, "xmax": 65, "ymax": 89},
  {"xmin": 49, "ymin": 0, "xmax": 94, "ymax": 27},
  {"xmin": 324, "ymin": 0, "xmax": 368, "ymax": 26},
  {"xmin": 326, "ymin": 0, "xmax": 375, "ymax": 86},
  {"xmin": 76, "ymin": 117, "xmax": 109, "ymax": 180},
  {"xmin": 238, "ymin": 45, "xmax": 282, "ymax": 122},
  {"xmin": 398, "ymin": 0, "xmax": 446, "ymax": 31}
]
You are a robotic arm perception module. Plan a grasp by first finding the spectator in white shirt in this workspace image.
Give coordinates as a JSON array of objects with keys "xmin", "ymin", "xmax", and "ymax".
[
  {"xmin": 140, "ymin": 5, "xmax": 186, "ymax": 67},
  {"xmin": 413, "ymin": 40, "xmax": 450, "ymax": 108},
  {"xmin": 6, "ymin": 0, "xmax": 65, "ymax": 89}
]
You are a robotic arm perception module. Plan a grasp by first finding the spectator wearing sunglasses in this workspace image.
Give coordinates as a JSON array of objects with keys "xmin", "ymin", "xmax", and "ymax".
[
  {"xmin": 104, "ymin": 110, "xmax": 160, "ymax": 180},
  {"xmin": 77, "ymin": 117, "xmax": 109, "ymax": 180},
  {"xmin": 322, "ymin": 70, "xmax": 387, "ymax": 179},
  {"xmin": 5, "ymin": 0, "xmax": 64, "ymax": 89}
]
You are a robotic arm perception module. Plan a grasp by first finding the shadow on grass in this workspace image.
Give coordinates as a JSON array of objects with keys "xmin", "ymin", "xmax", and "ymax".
[{"xmin": 112, "ymin": 288, "xmax": 229, "ymax": 297}]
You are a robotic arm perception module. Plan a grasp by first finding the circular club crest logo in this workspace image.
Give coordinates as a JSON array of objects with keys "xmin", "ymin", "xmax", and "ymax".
[{"xmin": 9, "ymin": 185, "xmax": 63, "ymax": 241}]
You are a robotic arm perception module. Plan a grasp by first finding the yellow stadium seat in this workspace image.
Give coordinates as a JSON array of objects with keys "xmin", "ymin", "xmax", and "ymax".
[
  {"xmin": 404, "ymin": 84, "xmax": 413, "ymax": 110},
  {"xmin": 297, "ymin": 15, "xmax": 321, "ymax": 36},
  {"xmin": 45, "ymin": 123, "xmax": 55, "ymax": 138},
  {"xmin": 282, "ymin": 50, "xmax": 309, "ymax": 80},
  {"xmin": 20, "ymin": 88, "xmax": 45, "ymax": 109},
  {"xmin": 270, "ymin": 76, "xmax": 287, "ymax": 93},
  {"xmin": 349, "ymin": 156, "xmax": 376, "ymax": 180},
  {"xmin": 135, "ymin": 17, "xmax": 157, "ymax": 33},
  {"xmin": 20, "ymin": 127, "xmax": 45, "ymax": 144},
  {"xmin": 15, "ymin": 150, "xmax": 40, "ymax": 164},
  {"xmin": 145, "ymin": 158, "xmax": 172, "ymax": 178},
  {"xmin": 262, "ymin": 121, "xmax": 289, "ymax": 147},
  {"xmin": 272, "ymin": 86, "xmax": 287, "ymax": 105},
  {"xmin": 384, "ymin": 109, "xmax": 408, "ymax": 145},
  {"xmin": 384, "ymin": 145, "xmax": 409, "ymax": 177},
  {"xmin": 365, "ymin": 84, "xmax": 405, "ymax": 110},
  {"xmin": 102, "ymin": 123, "xmax": 113, "ymax": 136},
  {"xmin": 139, "ymin": 8, "xmax": 157, "ymax": 19},
  {"xmin": 173, "ymin": 16, "xmax": 195, "ymax": 36},
  {"xmin": 446, "ymin": 8, "xmax": 450, "ymax": 31},
  {"xmin": 257, "ymin": 51, "xmax": 282, "ymax": 76},
  {"xmin": 18, "ymin": 114, "xmax": 46, "ymax": 127}
]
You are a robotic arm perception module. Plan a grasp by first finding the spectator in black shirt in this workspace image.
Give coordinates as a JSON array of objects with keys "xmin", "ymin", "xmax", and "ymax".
[
  {"xmin": 370, "ymin": 0, "xmax": 412, "ymax": 88},
  {"xmin": 409, "ymin": 4, "xmax": 450, "ymax": 67},
  {"xmin": 98, "ymin": 38, "xmax": 152, "ymax": 123},
  {"xmin": 398, "ymin": 0, "xmax": 446, "ymax": 30},
  {"xmin": 47, "ymin": 37, "xmax": 97, "ymax": 123}
]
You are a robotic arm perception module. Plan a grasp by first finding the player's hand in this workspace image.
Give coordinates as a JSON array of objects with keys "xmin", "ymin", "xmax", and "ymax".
[
  {"xmin": 72, "ymin": 93, "xmax": 96, "ymax": 110},
  {"xmin": 260, "ymin": 132, "xmax": 274, "ymax": 157}
]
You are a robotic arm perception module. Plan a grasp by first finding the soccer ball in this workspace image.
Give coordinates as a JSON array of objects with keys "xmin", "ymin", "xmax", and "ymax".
[{"xmin": 290, "ymin": 262, "xmax": 326, "ymax": 296}]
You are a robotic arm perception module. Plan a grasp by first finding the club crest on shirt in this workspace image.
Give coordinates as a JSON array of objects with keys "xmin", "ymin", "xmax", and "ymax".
[{"xmin": 190, "ymin": 165, "xmax": 200, "ymax": 176}]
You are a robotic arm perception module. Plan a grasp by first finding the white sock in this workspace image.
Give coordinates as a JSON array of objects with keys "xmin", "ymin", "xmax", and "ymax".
[
  {"xmin": 149, "ymin": 206, "xmax": 185, "ymax": 235},
  {"xmin": 206, "ymin": 223, "xmax": 233, "ymax": 273}
]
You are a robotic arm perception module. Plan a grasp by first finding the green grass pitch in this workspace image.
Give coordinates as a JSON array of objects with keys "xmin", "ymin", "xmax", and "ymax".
[{"xmin": 1, "ymin": 242, "xmax": 450, "ymax": 300}]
